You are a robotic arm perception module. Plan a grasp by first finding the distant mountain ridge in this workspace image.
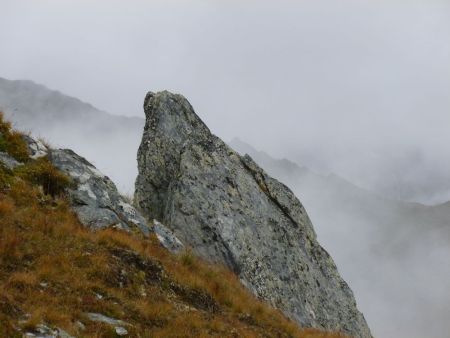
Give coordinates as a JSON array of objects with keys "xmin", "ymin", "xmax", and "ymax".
[
  {"xmin": 0, "ymin": 77, "xmax": 143, "ymax": 127},
  {"xmin": 0, "ymin": 77, "xmax": 145, "ymax": 192}
]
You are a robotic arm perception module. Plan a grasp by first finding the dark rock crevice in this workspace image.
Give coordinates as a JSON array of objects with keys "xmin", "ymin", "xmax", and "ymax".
[{"xmin": 240, "ymin": 154, "xmax": 302, "ymax": 230}]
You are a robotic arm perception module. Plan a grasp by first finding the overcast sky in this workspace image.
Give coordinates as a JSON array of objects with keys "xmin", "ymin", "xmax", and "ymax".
[{"xmin": 2, "ymin": 0, "xmax": 450, "ymax": 202}]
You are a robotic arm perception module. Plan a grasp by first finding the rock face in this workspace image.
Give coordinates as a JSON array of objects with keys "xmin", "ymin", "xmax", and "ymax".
[{"xmin": 135, "ymin": 91, "xmax": 372, "ymax": 338}]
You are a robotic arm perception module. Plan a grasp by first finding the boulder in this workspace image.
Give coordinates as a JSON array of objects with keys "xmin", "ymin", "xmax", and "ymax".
[{"xmin": 135, "ymin": 91, "xmax": 372, "ymax": 338}]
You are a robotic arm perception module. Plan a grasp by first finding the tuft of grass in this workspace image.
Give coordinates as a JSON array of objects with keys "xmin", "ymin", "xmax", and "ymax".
[
  {"xmin": 0, "ymin": 112, "xmax": 72, "ymax": 197},
  {"xmin": 0, "ymin": 112, "xmax": 29, "ymax": 162}
]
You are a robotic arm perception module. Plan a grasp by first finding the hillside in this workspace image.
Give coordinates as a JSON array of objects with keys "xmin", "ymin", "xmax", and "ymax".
[
  {"xmin": 230, "ymin": 138, "xmax": 450, "ymax": 338},
  {"xmin": 0, "ymin": 114, "xmax": 346, "ymax": 337}
]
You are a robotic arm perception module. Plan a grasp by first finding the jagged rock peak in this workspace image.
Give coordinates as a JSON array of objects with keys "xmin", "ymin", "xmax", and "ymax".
[{"xmin": 134, "ymin": 91, "xmax": 372, "ymax": 338}]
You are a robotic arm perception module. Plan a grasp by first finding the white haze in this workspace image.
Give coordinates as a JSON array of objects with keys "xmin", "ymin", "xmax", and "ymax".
[
  {"xmin": 1, "ymin": 1, "xmax": 450, "ymax": 337},
  {"xmin": 2, "ymin": 0, "xmax": 450, "ymax": 204}
]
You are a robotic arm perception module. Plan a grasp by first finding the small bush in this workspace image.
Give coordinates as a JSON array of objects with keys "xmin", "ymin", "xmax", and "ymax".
[
  {"xmin": 15, "ymin": 157, "xmax": 73, "ymax": 197},
  {"xmin": 180, "ymin": 249, "xmax": 197, "ymax": 268}
]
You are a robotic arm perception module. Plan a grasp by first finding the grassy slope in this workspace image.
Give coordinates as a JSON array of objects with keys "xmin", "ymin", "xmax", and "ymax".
[{"xmin": 0, "ymin": 113, "xmax": 345, "ymax": 338}]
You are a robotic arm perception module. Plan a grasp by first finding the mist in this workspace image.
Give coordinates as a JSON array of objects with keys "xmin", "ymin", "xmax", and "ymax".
[
  {"xmin": 2, "ymin": 0, "xmax": 450, "ymax": 204},
  {"xmin": 1, "ymin": 1, "xmax": 450, "ymax": 337}
]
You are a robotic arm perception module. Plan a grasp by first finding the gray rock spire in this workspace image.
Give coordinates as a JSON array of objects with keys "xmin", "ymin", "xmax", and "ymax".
[{"xmin": 135, "ymin": 91, "xmax": 372, "ymax": 337}]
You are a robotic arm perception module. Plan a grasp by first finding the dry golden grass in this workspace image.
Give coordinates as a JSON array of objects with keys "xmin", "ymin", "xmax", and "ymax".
[
  {"xmin": 0, "ymin": 112, "xmax": 29, "ymax": 162},
  {"xmin": 0, "ymin": 114, "xmax": 347, "ymax": 337}
]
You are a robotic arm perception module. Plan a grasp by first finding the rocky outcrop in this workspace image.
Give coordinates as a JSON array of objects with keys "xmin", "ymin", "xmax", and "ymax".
[
  {"xmin": 49, "ymin": 148, "xmax": 150, "ymax": 234},
  {"xmin": 21, "ymin": 136, "xmax": 150, "ymax": 235},
  {"xmin": 135, "ymin": 91, "xmax": 372, "ymax": 338}
]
